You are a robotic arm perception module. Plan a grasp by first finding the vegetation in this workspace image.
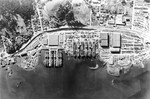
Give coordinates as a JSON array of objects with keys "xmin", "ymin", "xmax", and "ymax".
[
  {"xmin": 51, "ymin": 0, "xmax": 86, "ymax": 28},
  {"xmin": 0, "ymin": 0, "xmax": 34, "ymax": 54},
  {"xmin": 0, "ymin": 0, "xmax": 88, "ymax": 54}
]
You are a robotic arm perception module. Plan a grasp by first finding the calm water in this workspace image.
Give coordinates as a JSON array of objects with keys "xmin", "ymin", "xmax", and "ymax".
[{"xmin": 0, "ymin": 52, "xmax": 150, "ymax": 99}]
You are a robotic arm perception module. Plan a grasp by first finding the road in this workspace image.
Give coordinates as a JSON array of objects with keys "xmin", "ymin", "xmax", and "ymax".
[
  {"xmin": 15, "ymin": 27, "xmax": 95, "ymax": 55},
  {"xmin": 16, "ymin": 26, "xmax": 140, "ymax": 55}
]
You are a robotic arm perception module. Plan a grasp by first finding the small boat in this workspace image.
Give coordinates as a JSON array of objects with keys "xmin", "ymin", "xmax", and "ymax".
[{"xmin": 89, "ymin": 64, "xmax": 99, "ymax": 70}]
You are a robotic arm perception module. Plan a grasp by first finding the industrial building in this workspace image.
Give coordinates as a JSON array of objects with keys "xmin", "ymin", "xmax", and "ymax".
[
  {"xmin": 100, "ymin": 33, "xmax": 109, "ymax": 47},
  {"xmin": 110, "ymin": 33, "xmax": 121, "ymax": 53},
  {"xmin": 112, "ymin": 34, "xmax": 121, "ymax": 48},
  {"xmin": 48, "ymin": 35, "xmax": 59, "ymax": 46}
]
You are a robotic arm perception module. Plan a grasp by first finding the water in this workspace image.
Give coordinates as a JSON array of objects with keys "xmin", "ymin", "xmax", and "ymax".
[{"xmin": 0, "ymin": 52, "xmax": 150, "ymax": 99}]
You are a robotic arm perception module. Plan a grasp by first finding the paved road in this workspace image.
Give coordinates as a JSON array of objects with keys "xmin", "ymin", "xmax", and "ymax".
[
  {"xmin": 0, "ymin": 51, "xmax": 149, "ymax": 99},
  {"xmin": 17, "ymin": 27, "xmax": 95, "ymax": 54},
  {"xmin": 16, "ymin": 26, "xmax": 139, "ymax": 55}
]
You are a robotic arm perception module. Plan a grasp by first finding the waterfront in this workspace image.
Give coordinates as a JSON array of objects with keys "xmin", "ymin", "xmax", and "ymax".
[{"xmin": 0, "ymin": 53, "xmax": 150, "ymax": 99}]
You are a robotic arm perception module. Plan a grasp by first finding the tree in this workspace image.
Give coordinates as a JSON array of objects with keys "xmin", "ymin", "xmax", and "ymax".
[
  {"xmin": 144, "ymin": 0, "xmax": 150, "ymax": 3},
  {"xmin": 0, "ymin": 0, "xmax": 34, "ymax": 54},
  {"xmin": 55, "ymin": 0, "xmax": 85, "ymax": 28}
]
